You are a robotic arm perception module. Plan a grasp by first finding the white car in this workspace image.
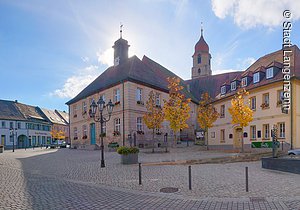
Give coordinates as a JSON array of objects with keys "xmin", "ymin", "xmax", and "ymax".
[{"xmin": 288, "ymin": 149, "xmax": 300, "ymax": 156}]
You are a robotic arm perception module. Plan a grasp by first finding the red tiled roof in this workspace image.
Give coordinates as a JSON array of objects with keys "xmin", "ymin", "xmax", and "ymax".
[
  {"xmin": 213, "ymin": 45, "xmax": 300, "ymax": 101},
  {"xmin": 184, "ymin": 71, "xmax": 242, "ymax": 101},
  {"xmin": 194, "ymin": 35, "xmax": 209, "ymax": 55}
]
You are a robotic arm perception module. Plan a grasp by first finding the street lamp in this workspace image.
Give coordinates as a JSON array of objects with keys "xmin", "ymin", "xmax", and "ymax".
[
  {"xmin": 89, "ymin": 98, "xmax": 114, "ymax": 168},
  {"xmin": 9, "ymin": 128, "xmax": 17, "ymax": 152}
]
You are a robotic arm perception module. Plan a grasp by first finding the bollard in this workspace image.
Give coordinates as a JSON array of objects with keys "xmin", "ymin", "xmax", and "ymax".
[
  {"xmin": 245, "ymin": 166, "xmax": 249, "ymax": 192},
  {"xmin": 188, "ymin": 165, "xmax": 192, "ymax": 190},
  {"xmin": 139, "ymin": 163, "xmax": 142, "ymax": 185}
]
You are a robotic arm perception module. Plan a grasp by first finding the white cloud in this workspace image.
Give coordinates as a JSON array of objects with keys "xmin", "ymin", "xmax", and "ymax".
[
  {"xmin": 211, "ymin": 0, "xmax": 300, "ymax": 29},
  {"xmin": 97, "ymin": 48, "xmax": 114, "ymax": 66},
  {"xmin": 50, "ymin": 65, "xmax": 99, "ymax": 98}
]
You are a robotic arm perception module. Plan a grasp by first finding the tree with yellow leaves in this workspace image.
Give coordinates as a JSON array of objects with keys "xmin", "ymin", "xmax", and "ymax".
[
  {"xmin": 228, "ymin": 88, "xmax": 253, "ymax": 152},
  {"xmin": 163, "ymin": 77, "xmax": 191, "ymax": 144},
  {"xmin": 197, "ymin": 92, "xmax": 219, "ymax": 148},
  {"xmin": 50, "ymin": 129, "xmax": 65, "ymax": 145},
  {"xmin": 143, "ymin": 91, "xmax": 165, "ymax": 153}
]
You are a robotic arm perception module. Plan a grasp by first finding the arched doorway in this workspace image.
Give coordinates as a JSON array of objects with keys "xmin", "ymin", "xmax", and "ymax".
[
  {"xmin": 18, "ymin": 135, "xmax": 28, "ymax": 148},
  {"xmin": 233, "ymin": 127, "xmax": 243, "ymax": 149}
]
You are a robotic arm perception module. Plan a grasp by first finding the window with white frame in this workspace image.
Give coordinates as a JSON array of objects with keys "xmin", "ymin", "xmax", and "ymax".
[
  {"xmin": 17, "ymin": 122, "xmax": 21, "ymax": 129},
  {"xmin": 250, "ymin": 125, "xmax": 256, "ymax": 139},
  {"xmin": 74, "ymin": 127, "xmax": 78, "ymax": 138},
  {"xmin": 114, "ymin": 118, "xmax": 121, "ymax": 132},
  {"xmin": 231, "ymin": 81, "xmax": 236, "ymax": 91},
  {"xmin": 82, "ymin": 101, "xmax": 87, "ymax": 113},
  {"xmin": 250, "ymin": 97, "xmax": 256, "ymax": 110},
  {"xmin": 263, "ymin": 124, "xmax": 270, "ymax": 139},
  {"xmin": 241, "ymin": 77, "xmax": 247, "ymax": 87},
  {"xmin": 266, "ymin": 67, "xmax": 274, "ymax": 79},
  {"xmin": 136, "ymin": 88, "xmax": 142, "ymax": 101},
  {"xmin": 253, "ymin": 73, "xmax": 260, "ymax": 83},
  {"xmin": 263, "ymin": 93, "xmax": 269, "ymax": 106},
  {"xmin": 100, "ymin": 94, "xmax": 106, "ymax": 102},
  {"xmin": 221, "ymin": 86, "xmax": 226, "ymax": 95},
  {"xmin": 279, "ymin": 122, "xmax": 285, "ymax": 138},
  {"xmin": 220, "ymin": 105, "xmax": 225, "ymax": 118},
  {"xmin": 114, "ymin": 89, "xmax": 120, "ymax": 102},
  {"xmin": 1, "ymin": 121, "xmax": 5, "ymax": 128},
  {"xmin": 155, "ymin": 93, "xmax": 161, "ymax": 106},
  {"xmin": 10, "ymin": 122, "xmax": 13, "ymax": 129},
  {"xmin": 82, "ymin": 125, "xmax": 87, "ymax": 138},
  {"xmin": 137, "ymin": 117, "xmax": 143, "ymax": 131},
  {"xmin": 73, "ymin": 105, "xmax": 78, "ymax": 117}
]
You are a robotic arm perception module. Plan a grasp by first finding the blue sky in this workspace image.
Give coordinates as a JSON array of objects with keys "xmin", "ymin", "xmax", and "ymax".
[{"xmin": 0, "ymin": 0, "xmax": 299, "ymax": 111}]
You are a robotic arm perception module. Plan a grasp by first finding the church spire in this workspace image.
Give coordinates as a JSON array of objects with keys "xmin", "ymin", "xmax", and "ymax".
[{"xmin": 191, "ymin": 23, "xmax": 212, "ymax": 79}]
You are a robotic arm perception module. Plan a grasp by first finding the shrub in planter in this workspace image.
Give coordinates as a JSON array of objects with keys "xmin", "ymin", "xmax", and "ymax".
[
  {"xmin": 117, "ymin": 146, "xmax": 139, "ymax": 164},
  {"xmin": 0, "ymin": 145, "xmax": 4, "ymax": 153}
]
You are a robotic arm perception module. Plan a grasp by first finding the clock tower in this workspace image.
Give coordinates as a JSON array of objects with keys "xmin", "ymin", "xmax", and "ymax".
[
  {"xmin": 191, "ymin": 27, "xmax": 211, "ymax": 79},
  {"xmin": 113, "ymin": 25, "xmax": 130, "ymax": 66}
]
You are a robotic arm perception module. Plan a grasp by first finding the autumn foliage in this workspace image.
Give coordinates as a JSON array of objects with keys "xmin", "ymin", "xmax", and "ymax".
[
  {"xmin": 228, "ymin": 88, "xmax": 253, "ymax": 152},
  {"xmin": 50, "ymin": 129, "xmax": 65, "ymax": 140},
  {"xmin": 163, "ymin": 77, "xmax": 191, "ymax": 139},
  {"xmin": 197, "ymin": 92, "xmax": 219, "ymax": 133},
  {"xmin": 143, "ymin": 91, "xmax": 164, "ymax": 131},
  {"xmin": 228, "ymin": 88, "xmax": 253, "ymax": 127},
  {"xmin": 143, "ymin": 91, "xmax": 165, "ymax": 152}
]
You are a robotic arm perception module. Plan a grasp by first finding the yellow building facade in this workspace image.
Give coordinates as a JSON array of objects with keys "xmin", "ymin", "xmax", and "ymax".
[{"xmin": 208, "ymin": 46, "xmax": 300, "ymax": 151}]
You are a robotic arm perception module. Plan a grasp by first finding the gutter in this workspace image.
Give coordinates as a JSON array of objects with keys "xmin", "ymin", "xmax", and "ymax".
[{"xmin": 122, "ymin": 81, "xmax": 125, "ymax": 146}]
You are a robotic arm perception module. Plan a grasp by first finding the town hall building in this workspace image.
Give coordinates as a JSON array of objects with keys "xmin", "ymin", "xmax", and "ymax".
[{"xmin": 67, "ymin": 29, "xmax": 300, "ymax": 151}]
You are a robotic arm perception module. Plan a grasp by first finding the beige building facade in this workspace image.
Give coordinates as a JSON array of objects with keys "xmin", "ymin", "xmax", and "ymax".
[
  {"xmin": 67, "ymin": 35, "xmax": 198, "ymax": 149},
  {"xmin": 207, "ymin": 46, "xmax": 300, "ymax": 151}
]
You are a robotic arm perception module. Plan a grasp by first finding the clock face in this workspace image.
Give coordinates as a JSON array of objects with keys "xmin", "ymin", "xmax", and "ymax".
[{"xmin": 114, "ymin": 57, "xmax": 120, "ymax": 66}]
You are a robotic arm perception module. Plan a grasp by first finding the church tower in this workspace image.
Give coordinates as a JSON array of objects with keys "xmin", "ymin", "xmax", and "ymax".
[
  {"xmin": 191, "ymin": 26, "xmax": 211, "ymax": 79},
  {"xmin": 112, "ymin": 25, "xmax": 130, "ymax": 66}
]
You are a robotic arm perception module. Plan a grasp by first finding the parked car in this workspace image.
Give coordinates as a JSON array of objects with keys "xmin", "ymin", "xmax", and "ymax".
[{"xmin": 288, "ymin": 149, "xmax": 300, "ymax": 156}]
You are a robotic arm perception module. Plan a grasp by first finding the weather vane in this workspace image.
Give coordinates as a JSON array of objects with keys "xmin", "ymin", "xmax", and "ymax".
[
  {"xmin": 120, "ymin": 23, "xmax": 123, "ymax": 38},
  {"xmin": 201, "ymin": 22, "xmax": 203, "ymax": 36}
]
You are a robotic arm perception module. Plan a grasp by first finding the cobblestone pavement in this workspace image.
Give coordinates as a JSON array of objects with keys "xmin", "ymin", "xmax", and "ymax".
[{"xmin": 1, "ymin": 148, "xmax": 300, "ymax": 209}]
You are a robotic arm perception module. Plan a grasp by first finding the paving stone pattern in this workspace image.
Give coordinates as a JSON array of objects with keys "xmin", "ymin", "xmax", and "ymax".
[{"xmin": 0, "ymin": 149, "xmax": 300, "ymax": 209}]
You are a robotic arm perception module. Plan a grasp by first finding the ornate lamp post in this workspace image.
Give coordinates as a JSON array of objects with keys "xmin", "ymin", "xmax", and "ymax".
[
  {"xmin": 89, "ymin": 98, "xmax": 114, "ymax": 168},
  {"xmin": 9, "ymin": 128, "xmax": 17, "ymax": 152}
]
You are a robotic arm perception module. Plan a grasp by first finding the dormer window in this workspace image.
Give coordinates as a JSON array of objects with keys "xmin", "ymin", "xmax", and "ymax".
[
  {"xmin": 241, "ymin": 77, "xmax": 247, "ymax": 87},
  {"xmin": 231, "ymin": 81, "xmax": 236, "ymax": 91},
  {"xmin": 253, "ymin": 73, "xmax": 260, "ymax": 83},
  {"xmin": 266, "ymin": 67, "xmax": 273, "ymax": 79},
  {"xmin": 221, "ymin": 86, "xmax": 226, "ymax": 95}
]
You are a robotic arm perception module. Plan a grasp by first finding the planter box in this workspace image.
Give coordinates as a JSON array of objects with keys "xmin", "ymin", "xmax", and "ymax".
[
  {"xmin": 262, "ymin": 157, "xmax": 300, "ymax": 174},
  {"xmin": 120, "ymin": 153, "xmax": 138, "ymax": 164}
]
